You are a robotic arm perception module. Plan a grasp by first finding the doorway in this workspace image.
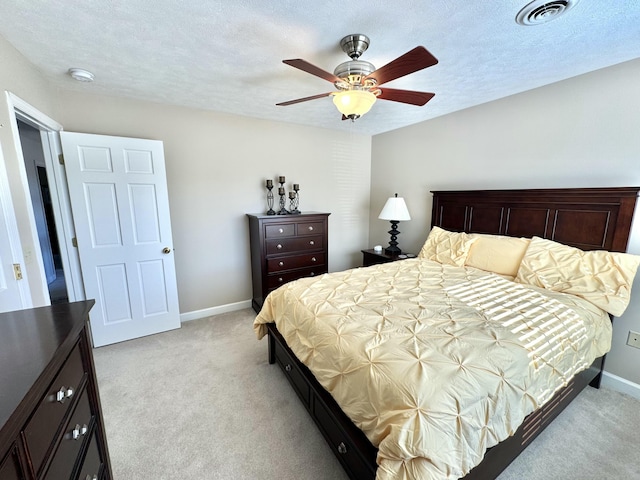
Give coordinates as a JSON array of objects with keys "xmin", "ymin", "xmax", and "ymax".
[
  {"xmin": 17, "ymin": 120, "xmax": 69, "ymax": 304},
  {"xmin": 7, "ymin": 91, "xmax": 85, "ymax": 308}
]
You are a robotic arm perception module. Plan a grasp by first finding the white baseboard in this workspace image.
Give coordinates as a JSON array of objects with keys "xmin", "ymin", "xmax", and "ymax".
[
  {"xmin": 180, "ymin": 299, "xmax": 253, "ymax": 323},
  {"xmin": 601, "ymin": 371, "xmax": 640, "ymax": 400}
]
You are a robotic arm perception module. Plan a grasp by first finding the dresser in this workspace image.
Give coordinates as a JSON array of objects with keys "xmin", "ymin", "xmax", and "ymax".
[
  {"xmin": 247, "ymin": 212, "xmax": 330, "ymax": 313},
  {"xmin": 0, "ymin": 301, "xmax": 112, "ymax": 480}
]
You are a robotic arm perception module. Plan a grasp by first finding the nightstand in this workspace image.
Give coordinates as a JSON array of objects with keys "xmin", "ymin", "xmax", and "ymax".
[{"xmin": 361, "ymin": 249, "xmax": 415, "ymax": 267}]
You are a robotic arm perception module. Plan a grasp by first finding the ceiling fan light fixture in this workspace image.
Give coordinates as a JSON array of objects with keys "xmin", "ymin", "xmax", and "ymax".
[{"xmin": 332, "ymin": 90, "xmax": 376, "ymax": 118}]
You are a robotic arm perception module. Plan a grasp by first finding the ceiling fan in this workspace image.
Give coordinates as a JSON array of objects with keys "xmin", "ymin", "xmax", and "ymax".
[{"xmin": 276, "ymin": 34, "xmax": 438, "ymax": 121}]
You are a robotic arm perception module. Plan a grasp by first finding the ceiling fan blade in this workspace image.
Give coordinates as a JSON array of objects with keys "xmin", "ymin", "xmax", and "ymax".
[
  {"xmin": 365, "ymin": 46, "xmax": 438, "ymax": 86},
  {"xmin": 276, "ymin": 92, "xmax": 333, "ymax": 106},
  {"xmin": 376, "ymin": 88, "xmax": 435, "ymax": 106},
  {"xmin": 283, "ymin": 59, "xmax": 342, "ymax": 84}
]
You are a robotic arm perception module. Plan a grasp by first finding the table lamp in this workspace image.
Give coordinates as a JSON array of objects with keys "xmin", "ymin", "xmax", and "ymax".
[{"xmin": 378, "ymin": 193, "xmax": 411, "ymax": 255}]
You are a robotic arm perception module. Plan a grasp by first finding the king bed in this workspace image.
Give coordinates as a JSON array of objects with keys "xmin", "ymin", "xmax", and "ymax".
[{"xmin": 253, "ymin": 187, "xmax": 640, "ymax": 480}]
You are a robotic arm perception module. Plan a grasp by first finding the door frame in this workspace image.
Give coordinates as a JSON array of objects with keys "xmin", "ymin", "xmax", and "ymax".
[
  {"xmin": 6, "ymin": 92, "xmax": 85, "ymax": 303},
  {"xmin": 0, "ymin": 140, "xmax": 32, "ymax": 308}
]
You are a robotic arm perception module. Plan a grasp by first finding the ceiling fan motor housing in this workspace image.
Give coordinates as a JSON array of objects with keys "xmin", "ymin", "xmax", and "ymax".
[{"xmin": 333, "ymin": 60, "xmax": 377, "ymax": 89}]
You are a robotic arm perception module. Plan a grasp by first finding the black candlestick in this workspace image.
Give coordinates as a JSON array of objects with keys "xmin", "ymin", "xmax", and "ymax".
[
  {"xmin": 266, "ymin": 184, "xmax": 275, "ymax": 215},
  {"xmin": 277, "ymin": 180, "xmax": 289, "ymax": 215}
]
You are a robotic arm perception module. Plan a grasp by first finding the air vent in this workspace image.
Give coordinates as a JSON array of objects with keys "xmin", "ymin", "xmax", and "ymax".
[{"xmin": 516, "ymin": 0, "xmax": 580, "ymax": 26}]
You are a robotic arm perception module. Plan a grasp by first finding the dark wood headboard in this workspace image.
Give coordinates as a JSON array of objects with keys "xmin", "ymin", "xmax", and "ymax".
[{"xmin": 431, "ymin": 187, "xmax": 639, "ymax": 253}]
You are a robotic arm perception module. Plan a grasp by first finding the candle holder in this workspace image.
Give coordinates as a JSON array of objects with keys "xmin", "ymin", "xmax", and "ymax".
[
  {"xmin": 265, "ymin": 183, "xmax": 275, "ymax": 215},
  {"xmin": 277, "ymin": 179, "xmax": 289, "ymax": 215},
  {"xmin": 289, "ymin": 191, "xmax": 300, "ymax": 214},
  {"xmin": 293, "ymin": 184, "xmax": 300, "ymax": 213}
]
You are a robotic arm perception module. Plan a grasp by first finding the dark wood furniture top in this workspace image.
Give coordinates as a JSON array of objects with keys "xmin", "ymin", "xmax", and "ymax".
[
  {"xmin": 265, "ymin": 187, "xmax": 639, "ymax": 480},
  {"xmin": 248, "ymin": 212, "xmax": 330, "ymax": 313},
  {"xmin": 0, "ymin": 300, "xmax": 112, "ymax": 480},
  {"xmin": 361, "ymin": 249, "xmax": 415, "ymax": 267}
]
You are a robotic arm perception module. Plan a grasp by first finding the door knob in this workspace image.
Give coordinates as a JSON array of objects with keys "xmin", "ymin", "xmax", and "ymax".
[{"xmin": 162, "ymin": 247, "xmax": 171, "ymax": 254}]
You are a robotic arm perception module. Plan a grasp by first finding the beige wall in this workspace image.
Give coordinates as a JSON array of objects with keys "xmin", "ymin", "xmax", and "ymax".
[
  {"xmin": 370, "ymin": 58, "xmax": 640, "ymax": 385},
  {"xmin": 53, "ymin": 91, "xmax": 371, "ymax": 314}
]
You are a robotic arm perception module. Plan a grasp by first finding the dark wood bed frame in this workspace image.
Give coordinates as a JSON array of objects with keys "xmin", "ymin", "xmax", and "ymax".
[{"xmin": 265, "ymin": 187, "xmax": 639, "ymax": 480}]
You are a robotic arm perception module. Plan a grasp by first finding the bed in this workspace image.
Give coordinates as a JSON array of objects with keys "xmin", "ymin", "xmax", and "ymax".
[{"xmin": 253, "ymin": 187, "xmax": 640, "ymax": 480}]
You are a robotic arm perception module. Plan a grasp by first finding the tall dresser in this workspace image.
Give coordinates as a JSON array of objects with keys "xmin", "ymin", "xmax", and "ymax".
[
  {"xmin": 0, "ymin": 300, "xmax": 112, "ymax": 480},
  {"xmin": 247, "ymin": 212, "xmax": 330, "ymax": 313}
]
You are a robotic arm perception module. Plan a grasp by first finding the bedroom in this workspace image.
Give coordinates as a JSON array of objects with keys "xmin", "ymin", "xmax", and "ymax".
[{"xmin": 1, "ymin": 1, "xmax": 640, "ymax": 479}]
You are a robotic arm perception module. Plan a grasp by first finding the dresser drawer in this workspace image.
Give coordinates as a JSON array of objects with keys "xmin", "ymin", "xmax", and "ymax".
[
  {"xmin": 43, "ymin": 390, "xmax": 93, "ymax": 480},
  {"xmin": 76, "ymin": 432, "xmax": 103, "ymax": 480},
  {"xmin": 313, "ymin": 398, "xmax": 372, "ymax": 479},
  {"xmin": 267, "ymin": 253, "xmax": 325, "ymax": 272},
  {"xmin": 24, "ymin": 341, "xmax": 86, "ymax": 475},
  {"xmin": 265, "ymin": 223, "xmax": 295, "ymax": 238},
  {"xmin": 267, "ymin": 266, "xmax": 326, "ymax": 289},
  {"xmin": 297, "ymin": 221, "xmax": 325, "ymax": 236},
  {"xmin": 266, "ymin": 235, "xmax": 323, "ymax": 255},
  {"xmin": 0, "ymin": 448, "xmax": 22, "ymax": 480},
  {"xmin": 274, "ymin": 336, "xmax": 310, "ymax": 406}
]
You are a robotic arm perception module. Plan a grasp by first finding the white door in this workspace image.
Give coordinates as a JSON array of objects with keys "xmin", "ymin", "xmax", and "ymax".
[
  {"xmin": 0, "ymin": 148, "xmax": 31, "ymax": 311},
  {"xmin": 61, "ymin": 132, "xmax": 180, "ymax": 346}
]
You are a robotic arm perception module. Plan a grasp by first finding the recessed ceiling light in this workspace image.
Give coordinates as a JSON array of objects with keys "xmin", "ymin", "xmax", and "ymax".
[
  {"xmin": 68, "ymin": 68, "xmax": 94, "ymax": 82},
  {"xmin": 516, "ymin": 0, "xmax": 581, "ymax": 26}
]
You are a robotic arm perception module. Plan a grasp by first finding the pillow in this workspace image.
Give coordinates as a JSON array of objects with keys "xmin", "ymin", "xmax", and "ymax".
[
  {"xmin": 418, "ymin": 226, "xmax": 478, "ymax": 266},
  {"xmin": 515, "ymin": 236, "xmax": 640, "ymax": 316},
  {"xmin": 465, "ymin": 234, "xmax": 530, "ymax": 278}
]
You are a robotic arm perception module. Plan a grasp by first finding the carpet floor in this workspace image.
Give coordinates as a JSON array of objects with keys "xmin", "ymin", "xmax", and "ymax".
[{"xmin": 93, "ymin": 309, "xmax": 640, "ymax": 480}]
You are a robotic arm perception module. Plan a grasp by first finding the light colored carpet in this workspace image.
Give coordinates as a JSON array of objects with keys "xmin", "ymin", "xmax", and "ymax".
[{"xmin": 93, "ymin": 309, "xmax": 640, "ymax": 480}]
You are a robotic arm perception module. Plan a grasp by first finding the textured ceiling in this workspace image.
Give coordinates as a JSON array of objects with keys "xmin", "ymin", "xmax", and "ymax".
[{"xmin": 1, "ymin": 1, "xmax": 639, "ymax": 135}]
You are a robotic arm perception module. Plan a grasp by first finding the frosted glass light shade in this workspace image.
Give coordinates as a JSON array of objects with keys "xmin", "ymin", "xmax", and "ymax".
[
  {"xmin": 332, "ymin": 90, "xmax": 376, "ymax": 117},
  {"xmin": 378, "ymin": 195, "xmax": 411, "ymax": 221}
]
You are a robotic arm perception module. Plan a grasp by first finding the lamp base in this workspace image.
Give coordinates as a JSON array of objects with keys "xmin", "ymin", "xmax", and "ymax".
[
  {"xmin": 384, "ymin": 245, "xmax": 402, "ymax": 255},
  {"xmin": 385, "ymin": 221, "xmax": 402, "ymax": 255}
]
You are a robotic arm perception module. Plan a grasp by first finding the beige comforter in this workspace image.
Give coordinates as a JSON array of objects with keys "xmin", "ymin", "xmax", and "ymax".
[{"xmin": 254, "ymin": 259, "xmax": 612, "ymax": 480}]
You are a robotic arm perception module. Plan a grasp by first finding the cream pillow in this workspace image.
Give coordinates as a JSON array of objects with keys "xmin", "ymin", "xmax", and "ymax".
[
  {"xmin": 419, "ymin": 226, "xmax": 478, "ymax": 266},
  {"xmin": 465, "ymin": 234, "xmax": 530, "ymax": 278},
  {"xmin": 515, "ymin": 236, "xmax": 640, "ymax": 316}
]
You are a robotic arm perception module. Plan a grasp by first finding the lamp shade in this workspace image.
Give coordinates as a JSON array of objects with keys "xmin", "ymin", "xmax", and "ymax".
[
  {"xmin": 332, "ymin": 90, "xmax": 376, "ymax": 117},
  {"xmin": 378, "ymin": 194, "xmax": 411, "ymax": 221}
]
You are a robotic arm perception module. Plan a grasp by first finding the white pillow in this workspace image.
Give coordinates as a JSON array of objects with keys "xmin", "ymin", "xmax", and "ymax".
[
  {"xmin": 465, "ymin": 234, "xmax": 530, "ymax": 278},
  {"xmin": 418, "ymin": 226, "xmax": 478, "ymax": 266},
  {"xmin": 515, "ymin": 236, "xmax": 640, "ymax": 316}
]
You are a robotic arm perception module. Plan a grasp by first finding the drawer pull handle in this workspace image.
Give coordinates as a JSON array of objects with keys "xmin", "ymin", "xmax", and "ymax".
[
  {"xmin": 308, "ymin": 226, "xmax": 314, "ymax": 231},
  {"xmin": 277, "ymin": 244, "xmax": 283, "ymax": 250},
  {"xmin": 338, "ymin": 442, "xmax": 348, "ymax": 454},
  {"xmin": 86, "ymin": 475, "xmax": 98, "ymax": 480},
  {"xmin": 311, "ymin": 257, "xmax": 316, "ymax": 262},
  {"xmin": 310, "ymin": 272, "xmax": 315, "ymax": 277},
  {"xmin": 285, "ymin": 364, "xmax": 292, "ymax": 372},
  {"xmin": 278, "ymin": 277, "xmax": 283, "ymax": 283},
  {"xmin": 309, "ymin": 240, "xmax": 314, "ymax": 245},
  {"xmin": 279, "ymin": 261, "xmax": 284, "ymax": 266},
  {"xmin": 56, "ymin": 386, "xmax": 74, "ymax": 403},
  {"xmin": 72, "ymin": 423, "xmax": 88, "ymax": 440},
  {"xmin": 279, "ymin": 228, "xmax": 284, "ymax": 233}
]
